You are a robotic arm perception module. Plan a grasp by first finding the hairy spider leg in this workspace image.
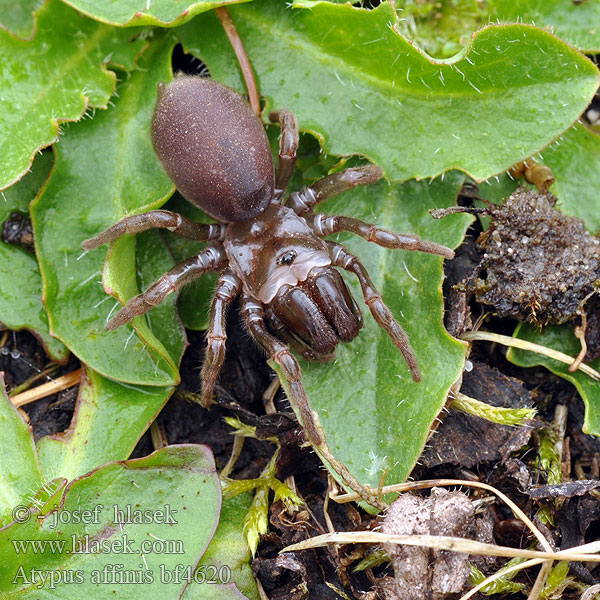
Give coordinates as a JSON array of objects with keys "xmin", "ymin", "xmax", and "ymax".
[
  {"xmin": 241, "ymin": 293, "xmax": 386, "ymax": 509},
  {"xmin": 239, "ymin": 294, "xmax": 323, "ymax": 445},
  {"xmin": 82, "ymin": 210, "xmax": 225, "ymax": 250},
  {"xmin": 200, "ymin": 269, "xmax": 242, "ymax": 407},
  {"xmin": 269, "ymin": 110, "xmax": 299, "ymax": 198},
  {"xmin": 287, "ymin": 165, "xmax": 383, "ymax": 214},
  {"xmin": 327, "ymin": 241, "xmax": 421, "ymax": 382},
  {"xmin": 106, "ymin": 246, "xmax": 226, "ymax": 331},
  {"xmin": 307, "ymin": 214, "xmax": 455, "ymax": 259}
]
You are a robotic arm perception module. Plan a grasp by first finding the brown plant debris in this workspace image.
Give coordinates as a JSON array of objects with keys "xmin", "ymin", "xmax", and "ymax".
[
  {"xmin": 378, "ymin": 487, "xmax": 494, "ymax": 600},
  {"xmin": 433, "ymin": 187, "xmax": 600, "ymax": 326},
  {"xmin": 527, "ymin": 479, "xmax": 600, "ymax": 499},
  {"xmin": 421, "ymin": 362, "xmax": 535, "ymax": 469}
]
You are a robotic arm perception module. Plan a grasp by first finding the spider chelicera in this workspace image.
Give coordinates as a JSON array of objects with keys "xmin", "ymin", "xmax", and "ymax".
[{"xmin": 83, "ymin": 74, "xmax": 453, "ymax": 455}]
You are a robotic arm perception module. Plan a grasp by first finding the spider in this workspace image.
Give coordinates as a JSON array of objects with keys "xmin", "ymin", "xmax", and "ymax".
[{"xmin": 83, "ymin": 74, "xmax": 453, "ymax": 454}]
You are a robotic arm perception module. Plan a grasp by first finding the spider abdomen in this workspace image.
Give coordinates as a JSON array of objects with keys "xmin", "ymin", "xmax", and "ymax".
[{"xmin": 151, "ymin": 75, "xmax": 275, "ymax": 223}]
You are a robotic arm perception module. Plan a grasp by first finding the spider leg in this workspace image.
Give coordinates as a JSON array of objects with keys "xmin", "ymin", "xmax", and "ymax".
[
  {"xmin": 240, "ymin": 294, "xmax": 385, "ymax": 508},
  {"xmin": 287, "ymin": 165, "xmax": 383, "ymax": 214},
  {"xmin": 240, "ymin": 294, "xmax": 323, "ymax": 445},
  {"xmin": 82, "ymin": 210, "xmax": 225, "ymax": 250},
  {"xmin": 307, "ymin": 214, "xmax": 454, "ymax": 259},
  {"xmin": 106, "ymin": 246, "xmax": 226, "ymax": 331},
  {"xmin": 327, "ymin": 241, "xmax": 421, "ymax": 382},
  {"xmin": 200, "ymin": 269, "xmax": 241, "ymax": 407},
  {"xmin": 269, "ymin": 110, "xmax": 299, "ymax": 198}
]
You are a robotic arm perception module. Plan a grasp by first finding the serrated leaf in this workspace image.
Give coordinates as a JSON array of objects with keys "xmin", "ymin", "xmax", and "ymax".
[
  {"xmin": 280, "ymin": 174, "xmax": 472, "ymax": 489},
  {"xmin": 0, "ymin": 445, "xmax": 222, "ymax": 598},
  {"xmin": 0, "ymin": 375, "xmax": 44, "ymax": 523},
  {"xmin": 62, "ymin": 0, "xmax": 252, "ymax": 27},
  {"xmin": 392, "ymin": 0, "xmax": 490, "ymax": 58},
  {"xmin": 177, "ymin": 0, "xmax": 598, "ymax": 182},
  {"xmin": 0, "ymin": 0, "xmax": 43, "ymax": 39},
  {"xmin": 491, "ymin": 0, "xmax": 600, "ymax": 53},
  {"xmin": 508, "ymin": 324, "xmax": 600, "ymax": 437},
  {"xmin": 31, "ymin": 34, "xmax": 181, "ymax": 386},
  {"xmin": 0, "ymin": 152, "xmax": 68, "ymax": 362},
  {"xmin": 0, "ymin": 0, "xmax": 146, "ymax": 190}
]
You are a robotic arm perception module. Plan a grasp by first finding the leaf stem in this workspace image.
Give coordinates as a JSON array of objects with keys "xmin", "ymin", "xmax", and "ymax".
[{"xmin": 214, "ymin": 7, "xmax": 261, "ymax": 117}]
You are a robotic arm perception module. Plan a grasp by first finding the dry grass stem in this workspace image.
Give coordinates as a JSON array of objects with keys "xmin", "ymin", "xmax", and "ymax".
[
  {"xmin": 10, "ymin": 368, "xmax": 82, "ymax": 407},
  {"xmin": 331, "ymin": 478, "xmax": 552, "ymax": 552},
  {"xmin": 281, "ymin": 532, "xmax": 600, "ymax": 562},
  {"xmin": 461, "ymin": 330, "xmax": 600, "ymax": 381}
]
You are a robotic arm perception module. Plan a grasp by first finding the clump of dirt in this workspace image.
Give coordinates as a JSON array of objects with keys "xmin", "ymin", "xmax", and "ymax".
[
  {"xmin": 378, "ymin": 488, "xmax": 495, "ymax": 600},
  {"xmin": 437, "ymin": 187, "xmax": 600, "ymax": 326},
  {"xmin": 1, "ymin": 211, "xmax": 34, "ymax": 253}
]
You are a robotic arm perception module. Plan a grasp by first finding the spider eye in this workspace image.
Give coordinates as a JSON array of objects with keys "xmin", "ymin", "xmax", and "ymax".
[{"xmin": 277, "ymin": 250, "xmax": 297, "ymax": 265}]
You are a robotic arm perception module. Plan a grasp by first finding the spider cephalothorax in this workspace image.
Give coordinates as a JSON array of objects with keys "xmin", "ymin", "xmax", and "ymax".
[{"xmin": 83, "ymin": 74, "xmax": 453, "ymax": 450}]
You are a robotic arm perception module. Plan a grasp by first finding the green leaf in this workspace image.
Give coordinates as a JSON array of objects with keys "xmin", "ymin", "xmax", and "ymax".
[
  {"xmin": 0, "ymin": 445, "xmax": 222, "ymax": 598},
  {"xmin": 508, "ymin": 323, "xmax": 600, "ymax": 437},
  {"xmin": 31, "ymin": 33, "xmax": 182, "ymax": 387},
  {"xmin": 537, "ymin": 123, "xmax": 600, "ymax": 231},
  {"xmin": 285, "ymin": 174, "xmax": 472, "ymax": 489},
  {"xmin": 161, "ymin": 193, "xmax": 218, "ymax": 331},
  {"xmin": 36, "ymin": 367, "xmax": 175, "ymax": 481},
  {"xmin": 34, "ymin": 224, "xmax": 186, "ymax": 479},
  {"xmin": 491, "ymin": 0, "xmax": 600, "ymax": 53},
  {"xmin": 0, "ymin": 375, "xmax": 44, "ymax": 524},
  {"xmin": 183, "ymin": 495, "xmax": 259, "ymax": 600},
  {"xmin": 135, "ymin": 229, "xmax": 188, "ymax": 363},
  {"xmin": 0, "ymin": 0, "xmax": 146, "ymax": 190},
  {"xmin": 182, "ymin": 586, "xmax": 252, "ymax": 600},
  {"xmin": 0, "ymin": 152, "xmax": 68, "ymax": 362},
  {"xmin": 0, "ymin": 0, "xmax": 43, "ymax": 39},
  {"xmin": 393, "ymin": 0, "xmax": 490, "ymax": 58},
  {"xmin": 177, "ymin": 0, "xmax": 599, "ymax": 182},
  {"xmin": 62, "ymin": 0, "xmax": 253, "ymax": 27}
]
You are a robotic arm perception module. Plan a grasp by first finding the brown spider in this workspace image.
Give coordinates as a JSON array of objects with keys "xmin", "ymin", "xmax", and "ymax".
[{"xmin": 83, "ymin": 75, "xmax": 453, "ymax": 455}]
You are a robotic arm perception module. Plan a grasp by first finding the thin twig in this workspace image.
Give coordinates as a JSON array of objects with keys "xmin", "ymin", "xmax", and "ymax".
[
  {"xmin": 463, "ymin": 544, "xmax": 600, "ymax": 600},
  {"xmin": 10, "ymin": 369, "xmax": 82, "ymax": 407},
  {"xmin": 570, "ymin": 311, "xmax": 588, "ymax": 372},
  {"xmin": 461, "ymin": 330, "xmax": 600, "ymax": 381},
  {"xmin": 8, "ymin": 363, "xmax": 60, "ymax": 397},
  {"xmin": 528, "ymin": 561, "xmax": 553, "ymax": 600},
  {"xmin": 214, "ymin": 7, "xmax": 261, "ymax": 116},
  {"xmin": 461, "ymin": 557, "xmax": 550, "ymax": 600},
  {"xmin": 526, "ymin": 404, "xmax": 570, "ymax": 600}
]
